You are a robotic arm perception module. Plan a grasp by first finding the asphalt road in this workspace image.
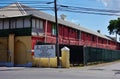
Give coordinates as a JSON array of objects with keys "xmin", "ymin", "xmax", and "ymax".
[{"xmin": 0, "ymin": 62, "xmax": 120, "ymax": 79}]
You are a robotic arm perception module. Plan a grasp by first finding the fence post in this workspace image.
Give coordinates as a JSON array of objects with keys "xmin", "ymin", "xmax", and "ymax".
[{"xmin": 83, "ymin": 46, "xmax": 87, "ymax": 66}]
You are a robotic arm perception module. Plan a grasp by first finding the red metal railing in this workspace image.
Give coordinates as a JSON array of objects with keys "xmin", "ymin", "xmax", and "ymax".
[{"xmin": 35, "ymin": 35, "xmax": 118, "ymax": 50}]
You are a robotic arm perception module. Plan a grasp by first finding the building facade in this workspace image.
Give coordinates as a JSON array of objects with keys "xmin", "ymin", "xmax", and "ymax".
[{"xmin": 0, "ymin": 2, "xmax": 120, "ymax": 66}]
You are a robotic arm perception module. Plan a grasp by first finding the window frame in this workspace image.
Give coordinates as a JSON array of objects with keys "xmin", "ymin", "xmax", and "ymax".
[{"xmin": 52, "ymin": 24, "xmax": 56, "ymax": 35}]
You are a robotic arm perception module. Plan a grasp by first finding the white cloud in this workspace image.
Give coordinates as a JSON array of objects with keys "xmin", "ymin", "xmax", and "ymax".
[
  {"xmin": 97, "ymin": 0, "xmax": 120, "ymax": 10},
  {"xmin": 97, "ymin": 0, "xmax": 110, "ymax": 6}
]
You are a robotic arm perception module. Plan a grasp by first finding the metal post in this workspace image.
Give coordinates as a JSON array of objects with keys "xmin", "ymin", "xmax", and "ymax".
[
  {"xmin": 116, "ymin": 33, "xmax": 117, "ymax": 49},
  {"xmin": 45, "ymin": 20, "xmax": 48, "ymax": 43},
  {"xmin": 54, "ymin": 0, "xmax": 61, "ymax": 68},
  {"xmin": 83, "ymin": 45, "xmax": 86, "ymax": 66}
]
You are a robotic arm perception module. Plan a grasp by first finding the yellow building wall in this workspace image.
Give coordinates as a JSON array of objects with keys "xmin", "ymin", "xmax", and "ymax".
[
  {"xmin": 8, "ymin": 34, "xmax": 14, "ymax": 63},
  {"xmin": 0, "ymin": 37, "xmax": 8, "ymax": 63},
  {"xmin": 14, "ymin": 36, "xmax": 32, "ymax": 65},
  {"xmin": 61, "ymin": 49, "xmax": 70, "ymax": 68},
  {"xmin": 32, "ymin": 47, "xmax": 70, "ymax": 68},
  {"xmin": 0, "ymin": 36, "xmax": 70, "ymax": 68},
  {"xmin": 32, "ymin": 57, "xmax": 59, "ymax": 67}
]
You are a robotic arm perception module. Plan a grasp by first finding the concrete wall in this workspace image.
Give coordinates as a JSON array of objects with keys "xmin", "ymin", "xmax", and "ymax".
[
  {"xmin": 32, "ymin": 57, "xmax": 58, "ymax": 68},
  {"xmin": 0, "ymin": 35, "xmax": 70, "ymax": 68},
  {"xmin": 0, "ymin": 36, "xmax": 32, "ymax": 66},
  {"xmin": 0, "ymin": 37, "xmax": 8, "ymax": 65},
  {"xmin": 32, "ymin": 47, "xmax": 70, "ymax": 68},
  {"xmin": 14, "ymin": 36, "xmax": 32, "ymax": 66}
]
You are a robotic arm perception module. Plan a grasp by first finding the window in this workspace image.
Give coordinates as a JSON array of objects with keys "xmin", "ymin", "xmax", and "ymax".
[
  {"xmin": 32, "ymin": 18, "xmax": 36, "ymax": 28},
  {"xmin": 10, "ymin": 19, "xmax": 16, "ymax": 29},
  {"xmin": 119, "ymin": 37, "xmax": 120, "ymax": 41},
  {"xmin": 39, "ymin": 20, "xmax": 43, "ymax": 29},
  {"xmin": 32, "ymin": 18, "xmax": 43, "ymax": 29},
  {"xmin": 16, "ymin": 18, "xmax": 23, "ymax": 28},
  {"xmin": 87, "ymin": 33, "xmax": 89, "ymax": 37},
  {"xmin": 4, "ymin": 19, "xmax": 9, "ymax": 29},
  {"xmin": 24, "ymin": 18, "xmax": 30, "ymax": 27},
  {"xmin": 68, "ymin": 28, "xmax": 70, "ymax": 32},
  {"xmin": 92, "ymin": 35, "xmax": 95, "ymax": 42},
  {"xmin": 52, "ymin": 24, "xmax": 56, "ymax": 35},
  {"xmin": 72, "ymin": 29, "xmax": 74, "ymax": 33},
  {"xmin": 36, "ymin": 19, "xmax": 43, "ymax": 29},
  {"xmin": 0, "ymin": 20, "xmax": 3, "ymax": 29},
  {"xmin": 77, "ymin": 30, "xmax": 80, "ymax": 39},
  {"xmin": 36, "ymin": 19, "xmax": 39, "ymax": 29},
  {"xmin": 102, "ymin": 39, "xmax": 104, "ymax": 44},
  {"xmin": 108, "ymin": 41, "xmax": 110, "ymax": 44}
]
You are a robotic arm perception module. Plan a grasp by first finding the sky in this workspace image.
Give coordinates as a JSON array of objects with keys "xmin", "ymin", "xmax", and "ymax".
[
  {"xmin": 1, "ymin": 0, "xmax": 120, "ymax": 36},
  {"xmin": 56, "ymin": 0, "xmax": 119, "ymax": 36}
]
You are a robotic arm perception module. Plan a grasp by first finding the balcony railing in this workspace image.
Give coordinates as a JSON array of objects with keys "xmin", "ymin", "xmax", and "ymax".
[{"xmin": 44, "ymin": 35, "xmax": 118, "ymax": 50}]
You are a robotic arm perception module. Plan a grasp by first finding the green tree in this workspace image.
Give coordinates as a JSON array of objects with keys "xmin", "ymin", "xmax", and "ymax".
[{"xmin": 108, "ymin": 18, "xmax": 120, "ymax": 35}]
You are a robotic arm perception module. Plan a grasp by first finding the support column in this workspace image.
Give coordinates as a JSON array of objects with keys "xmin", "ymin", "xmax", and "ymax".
[
  {"xmin": 45, "ymin": 20, "xmax": 48, "ymax": 43},
  {"xmin": 61, "ymin": 47, "xmax": 70, "ymax": 68},
  {"xmin": 8, "ymin": 34, "xmax": 14, "ymax": 66}
]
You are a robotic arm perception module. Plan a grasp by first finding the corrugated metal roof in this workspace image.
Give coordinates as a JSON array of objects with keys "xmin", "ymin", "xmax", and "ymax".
[
  {"xmin": 0, "ymin": 2, "xmax": 28, "ymax": 17},
  {"xmin": 0, "ymin": 2, "xmax": 111, "ymax": 40}
]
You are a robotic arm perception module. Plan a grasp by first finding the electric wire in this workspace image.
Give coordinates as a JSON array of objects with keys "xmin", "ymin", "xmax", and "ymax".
[{"xmin": 0, "ymin": 1, "xmax": 120, "ymax": 16}]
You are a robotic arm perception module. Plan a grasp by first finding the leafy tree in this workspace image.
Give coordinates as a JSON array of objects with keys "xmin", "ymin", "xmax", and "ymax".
[{"xmin": 108, "ymin": 18, "xmax": 120, "ymax": 35}]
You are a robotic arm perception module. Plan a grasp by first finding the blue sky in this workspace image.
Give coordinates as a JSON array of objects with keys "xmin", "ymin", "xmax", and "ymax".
[
  {"xmin": 56, "ymin": 0, "xmax": 119, "ymax": 36},
  {"xmin": 1, "ymin": 0, "xmax": 119, "ymax": 36}
]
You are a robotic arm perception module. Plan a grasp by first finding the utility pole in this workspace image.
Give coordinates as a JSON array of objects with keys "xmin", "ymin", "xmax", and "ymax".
[{"xmin": 54, "ymin": 0, "xmax": 61, "ymax": 68}]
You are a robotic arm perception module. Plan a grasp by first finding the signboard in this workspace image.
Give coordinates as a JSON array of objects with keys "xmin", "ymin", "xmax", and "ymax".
[{"xmin": 34, "ymin": 45, "xmax": 56, "ymax": 58}]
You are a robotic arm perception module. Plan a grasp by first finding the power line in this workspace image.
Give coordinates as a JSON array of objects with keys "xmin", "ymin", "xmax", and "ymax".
[
  {"xmin": 59, "ymin": 9, "xmax": 120, "ymax": 16},
  {"xmin": 0, "ymin": 2, "xmax": 120, "ymax": 16},
  {"xmin": 58, "ymin": 4, "xmax": 120, "ymax": 16},
  {"xmin": 0, "ymin": 1, "xmax": 53, "ymax": 4},
  {"xmin": 59, "ymin": 5, "xmax": 120, "ymax": 13},
  {"xmin": 0, "ymin": 2, "xmax": 119, "ymax": 13}
]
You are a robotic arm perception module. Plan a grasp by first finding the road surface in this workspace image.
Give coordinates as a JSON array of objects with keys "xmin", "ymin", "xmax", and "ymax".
[{"xmin": 0, "ymin": 62, "xmax": 120, "ymax": 79}]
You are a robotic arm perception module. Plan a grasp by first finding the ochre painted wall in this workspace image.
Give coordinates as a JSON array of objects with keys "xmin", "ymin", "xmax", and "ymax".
[
  {"xmin": 0, "ymin": 37, "xmax": 8, "ymax": 63},
  {"xmin": 8, "ymin": 34, "xmax": 15, "ymax": 63},
  {"xmin": 14, "ymin": 36, "xmax": 32, "ymax": 65},
  {"xmin": 32, "ymin": 47, "xmax": 70, "ymax": 68},
  {"xmin": 32, "ymin": 57, "xmax": 58, "ymax": 67}
]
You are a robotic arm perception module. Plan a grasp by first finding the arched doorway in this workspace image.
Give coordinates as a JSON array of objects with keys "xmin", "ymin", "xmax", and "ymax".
[{"xmin": 14, "ymin": 40, "xmax": 27, "ymax": 65}]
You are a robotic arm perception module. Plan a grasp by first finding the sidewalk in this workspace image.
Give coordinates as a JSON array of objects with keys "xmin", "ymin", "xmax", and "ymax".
[
  {"xmin": 1, "ymin": 60, "xmax": 120, "ymax": 71},
  {"xmin": 81, "ymin": 60, "xmax": 120, "ymax": 71},
  {"xmin": 70, "ymin": 60, "xmax": 120, "ymax": 70},
  {"xmin": 0, "ymin": 67, "xmax": 25, "ymax": 71}
]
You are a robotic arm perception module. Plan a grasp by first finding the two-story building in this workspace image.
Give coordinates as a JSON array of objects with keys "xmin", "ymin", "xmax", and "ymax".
[{"xmin": 0, "ymin": 2, "xmax": 120, "ymax": 66}]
